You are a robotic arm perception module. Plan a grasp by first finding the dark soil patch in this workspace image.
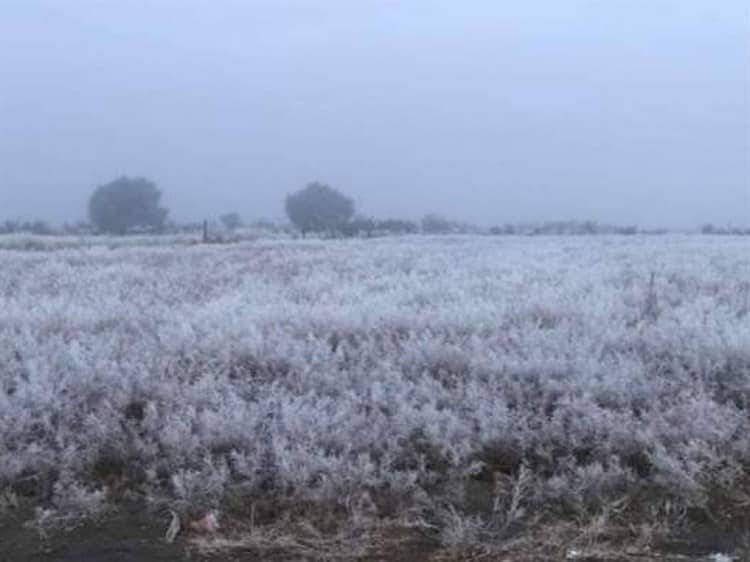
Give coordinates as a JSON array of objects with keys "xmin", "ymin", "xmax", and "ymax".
[
  {"xmin": 0, "ymin": 508, "xmax": 186, "ymax": 562},
  {"xmin": 0, "ymin": 509, "xmax": 740, "ymax": 562}
]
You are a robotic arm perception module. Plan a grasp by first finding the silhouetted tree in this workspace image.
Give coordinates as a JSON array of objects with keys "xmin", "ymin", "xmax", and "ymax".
[
  {"xmin": 421, "ymin": 213, "xmax": 455, "ymax": 234},
  {"xmin": 28, "ymin": 220, "xmax": 53, "ymax": 235},
  {"xmin": 88, "ymin": 176, "xmax": 168, "ymax": 234},
  {"xmin": 220, "ymin": 212, "xmax": 243, "ymax": 231},
  {"xmin": 341, "ymin": 215, "xmax": 376, "ymax": 238},
  {"xmin": 376, "ymin": 218, "xmax": 419, "ymax": 235},
  {"xmin": 0, "ymin": 220, "xmax": 54, "ymax": 235},
  {"xmin": 285, "ymin": 182, "xmax": 354, "ymax": 237},
  {"xmin": 1, "ymin": 220, "xmax": 20, "ymax": 234}
]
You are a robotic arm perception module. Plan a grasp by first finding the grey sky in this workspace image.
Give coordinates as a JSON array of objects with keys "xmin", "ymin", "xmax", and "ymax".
[{"xmin": 1, "ymin": 0, "xmax": 748, "ymax": 227}]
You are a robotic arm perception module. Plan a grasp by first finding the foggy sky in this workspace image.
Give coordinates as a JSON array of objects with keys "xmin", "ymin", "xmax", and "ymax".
[{"xmin": 1, "ymin": 0, "xmax": 749, "ymax": 228}]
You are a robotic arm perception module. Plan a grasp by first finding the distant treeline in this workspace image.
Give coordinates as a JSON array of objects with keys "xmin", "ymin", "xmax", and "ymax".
[
  {"xmin": 3, "ymin": 216, "xmax": 748, "ymax": 239},
  {"xmin": 1, "ymin": 176, "xmax": 747, "ymax": 238},
  {"xmin": 490, "ymin": 221, "xmax": 641, "ymax": 236},
  {"xmin": 1, "ymin": 220, "xmax": 91, "ymax": 236},
  {"xmin": 701, "ymin": 224, "xmax": 750, "ymax": 236},
  {"xmin": 8, "ymin": 216, "xmax": 744, "ymax": 239}
]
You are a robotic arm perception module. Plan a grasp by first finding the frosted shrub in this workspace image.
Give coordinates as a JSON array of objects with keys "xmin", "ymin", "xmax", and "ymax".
[{"xmin": 1, "ymin": 235, "xmax": 750, "ymax": 544}]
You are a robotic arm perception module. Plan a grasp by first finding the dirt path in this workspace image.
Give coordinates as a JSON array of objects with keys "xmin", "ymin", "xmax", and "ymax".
[{"xmin": 0, "ymin": 511, "xmax": 737, "ymax": 561}]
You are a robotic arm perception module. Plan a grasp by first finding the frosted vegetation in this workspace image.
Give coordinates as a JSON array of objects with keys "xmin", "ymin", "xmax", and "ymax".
[{"xmin": 1, "ymin": 235, "xmax": 750, "ymax": 546}]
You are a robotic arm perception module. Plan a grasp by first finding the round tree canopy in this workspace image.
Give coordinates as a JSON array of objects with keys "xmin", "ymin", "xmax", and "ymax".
[
  {"xmin": 89, "ymin": 176, "xmax": 168, "ymax": 234},
  {"xmin": 285, "ymin": 182, "xmax": 354, "ymax": 235}
]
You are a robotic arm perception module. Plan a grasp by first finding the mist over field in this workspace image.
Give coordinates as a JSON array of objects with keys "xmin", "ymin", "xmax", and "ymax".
[
  {"xmin": 1, "ymin": 2, "xmax": 750, "ymax": 561},
  {"xmin": 1, "ymin": 0, "xmax": 749, "ymax": 228}
]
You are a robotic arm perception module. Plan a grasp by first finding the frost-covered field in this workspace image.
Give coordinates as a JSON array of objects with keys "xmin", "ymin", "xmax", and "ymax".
[{"xmin": 1, "ymin": 235, "xmax": 750, "ymax": 550}]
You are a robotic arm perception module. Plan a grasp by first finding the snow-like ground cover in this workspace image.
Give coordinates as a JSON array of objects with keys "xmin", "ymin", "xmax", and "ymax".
[
  {"xmin": 0, "ymin": 226, "xmax": 283, "ymax": 252},
  {"xmin": 1, "ymin": 235, "xmax": 749, "ymax": 551}
]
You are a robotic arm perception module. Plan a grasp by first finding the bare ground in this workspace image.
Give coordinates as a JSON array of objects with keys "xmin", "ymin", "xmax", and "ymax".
[{"xmin": 1, "ymin": 509, "xmax": 741, "ymax": 562}]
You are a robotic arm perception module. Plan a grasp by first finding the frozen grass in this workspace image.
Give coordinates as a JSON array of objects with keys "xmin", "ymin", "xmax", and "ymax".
[
  {"xmin": 0, "ymin": 226, "xmax": 285, "ymax": 252},
  {"xmin": 1, "ymin": 235, "xmax": 750, "ymax": 550}
]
